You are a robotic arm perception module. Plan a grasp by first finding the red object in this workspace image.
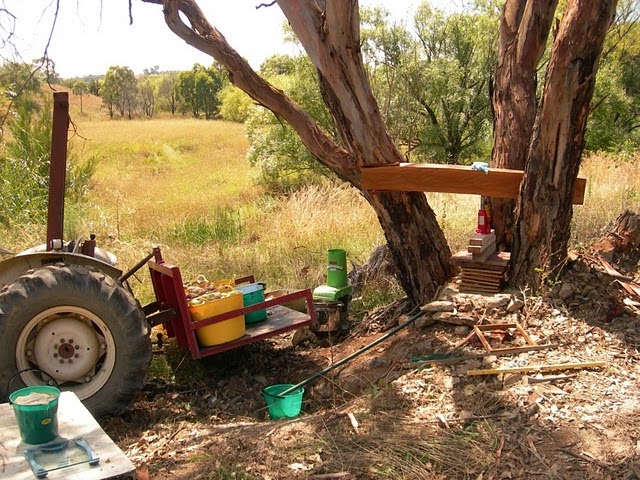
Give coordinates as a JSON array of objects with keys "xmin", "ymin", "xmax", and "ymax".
[
  {"xmin": 146, "ymin": 249, "xmax": 317, "ymax": 359},
  {"xmin": 477, "ymin": 209, "xmax": 490, "ymax": 234}
]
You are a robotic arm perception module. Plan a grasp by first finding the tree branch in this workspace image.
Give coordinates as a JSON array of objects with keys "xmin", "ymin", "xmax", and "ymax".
[{"xmin": 141, "ymin": 0, "xmax": 354, "ymax": 181}]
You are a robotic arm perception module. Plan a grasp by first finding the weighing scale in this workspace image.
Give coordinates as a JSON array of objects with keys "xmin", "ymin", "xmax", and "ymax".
[{"xmin": 23, "ymin": 437, "xmax": 100, "ymax": 478}]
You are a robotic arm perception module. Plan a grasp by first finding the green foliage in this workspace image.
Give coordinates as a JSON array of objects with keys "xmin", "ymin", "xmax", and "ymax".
[
  {"xmin": 176, "ymin": 64, "xmax": 227, "ymax": 119},
  {"xmin": 0, "ymin": 99, "xmax": 51, "ymax": 224},
  {"xmin": 361, "ymin": 2, "xmax": 497, "ymax": 164},
  {"xmin": 0, "ymin": 61, "xmax": 43, "ymax": 121},
  {"xmin": 100, "ymin": 66, "xmax": 138, "ymax": 119},
  {"xmin": 218, "ymin": 84, "xmax": 253, "ymax": 123},
  {"xmin": 586, "ymin": 11, "xmax": 640, "ymax": 152},
  {"xmin": 138, "ymin": 76, "xmax": 157, "ymax": 118},
  {"xmin": 246, "ymin": 55, "xmax": 334, "ymax": 192},
  {"xmin": 0, "ymin": 65, "xmax": 97, "ymax": 226}
]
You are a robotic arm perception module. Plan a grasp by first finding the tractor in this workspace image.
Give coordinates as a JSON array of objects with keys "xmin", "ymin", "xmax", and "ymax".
[{"xmin": 0, "ymin": 92, "xmax": 317, "ymax": 418}]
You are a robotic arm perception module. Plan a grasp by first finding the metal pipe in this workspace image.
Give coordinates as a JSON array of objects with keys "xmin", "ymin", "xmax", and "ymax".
[
  {"xmin": 118, "ymin": 248, "xmax": 160, "ymax": 284},
  {"xmin": 46, "ymin": 92, "xmax": 70, "ymax": 250},
  {"xmin": 277, "ymin": 309, "xmax": 426, "ymax": 397}
]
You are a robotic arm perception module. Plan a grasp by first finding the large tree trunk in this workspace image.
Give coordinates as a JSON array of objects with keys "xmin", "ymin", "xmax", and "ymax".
[
  {"xmin": 511, "ymin": 0, "xmax": 618, "ymax": 286},
  {"xmin": 146, "ymin": 0, "xmax": 454, "ymax": 303},
  {"xmin": 490, "ymin": 0, "xmax": 557, "ymax": 251}
]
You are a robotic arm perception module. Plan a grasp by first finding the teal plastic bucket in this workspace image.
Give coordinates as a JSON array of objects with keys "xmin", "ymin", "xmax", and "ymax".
[
  {"xmin": 10, "ymin": 385, "xmax": 60, "ymax": 445},
  {"xmin": 262, "ymin": 384, "xmax": 304, "ymax": 419},
  {"xmin": 237, "ymin": 283, "xmax": 267, "ymax": 324}
]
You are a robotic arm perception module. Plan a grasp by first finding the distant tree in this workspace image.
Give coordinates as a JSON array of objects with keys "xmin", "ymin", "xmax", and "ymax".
[
  {"xmin": 72, "ymin": 80, "xmax": 88, "ymax": 113},
  {"xmin": 158, "ymin": 72, "xmax": 179, "ymax": 114},
  {"xmin": 0, "ymin": 61, "xmax": 43, "ymax": 116},
  {"xmin": 176, "ymin": 63, "xmax": 226, "ymax": 118},
  {"xmin": 100, "ymin": 66, "xmax": 137, "ymax": 119},
  {"xmin": 33, "ymin": 57, "xmax": 60, "ymax": 84},
  {"xmin": 87, "ymin": 78, "xmax": 101, "ymax": 96},
  {"xmin": 138, "ymin": 76, "xmax": 156, "ymax": 117},
  {"xmin": 143, "ymin": 65, "xmax": 160, "ymax": 75}
]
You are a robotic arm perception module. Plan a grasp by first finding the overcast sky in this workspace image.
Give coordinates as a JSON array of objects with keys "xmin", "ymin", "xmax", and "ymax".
[{"xmin": 2, "ymin": 0, "xmax": 431, "ymax": 78}]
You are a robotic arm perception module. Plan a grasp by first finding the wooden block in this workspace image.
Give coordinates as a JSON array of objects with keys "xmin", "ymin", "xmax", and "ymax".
[
  {"xmin": 361, "ymin": 163, "xmax": 586, "ymax": 204},
  {"xmin": 472, "ymin": 244, "xmax": 497, "ymax": 262},
  {"xmin": 468, "ymin": 231, "xmax": 495, "ymax": 247},
  {"xmin": 452, "ymin": 251, "xmax": 510, "ymax": 270},
  {"xmin": 468, "ymin": 238, "xmax": 497, "ymax": 254},
  {"xmin": 461, "ymin": 269, "xmax": 505, "ymax": 279}
]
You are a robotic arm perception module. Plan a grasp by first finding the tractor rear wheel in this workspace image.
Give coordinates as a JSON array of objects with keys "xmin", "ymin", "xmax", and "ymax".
[{"xmin": 0, "ymin": 263, "xmax": 151, "ymax": 418}]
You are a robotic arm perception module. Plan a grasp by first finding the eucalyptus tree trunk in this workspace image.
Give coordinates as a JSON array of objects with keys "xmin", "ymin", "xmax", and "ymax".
[
  {"xmin": 510, "ymin": 0, "xmax": 618, "ymax": 286},
  {"xmin": 144, "ymin": 0, "xmax": 454, "ymax": 303},
  {"xmin": 489, "ymin": 0, "xmax": 558, "ymax": 251}
]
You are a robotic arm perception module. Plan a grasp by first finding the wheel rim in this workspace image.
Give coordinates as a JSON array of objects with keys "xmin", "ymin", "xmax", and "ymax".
[{"xmin": 16, "ymin": 306, "xmax": 117, "ymax": 400}]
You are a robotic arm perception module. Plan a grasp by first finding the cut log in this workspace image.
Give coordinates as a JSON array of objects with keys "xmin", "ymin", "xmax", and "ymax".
[{"xmin": 361, "ymin": 163, "xmax": 586, "ymax": 204}]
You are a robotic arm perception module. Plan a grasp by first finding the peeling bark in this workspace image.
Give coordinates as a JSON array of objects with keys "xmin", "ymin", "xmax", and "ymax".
[
  {"xmin": 511, "ymin": 0, "xmax": 618, "ymax": 287},
  {"xmin": 144, "ymin": 0, "xmax": 454, "ymax": 303},
  {"xmin": 490, "ymin": 0, "xmax": 557, "ymax": 251}
]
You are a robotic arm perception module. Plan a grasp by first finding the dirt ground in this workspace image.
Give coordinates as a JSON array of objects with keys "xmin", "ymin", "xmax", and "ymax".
[{"xmin": 104, "ymin": 220, "xmax": 640, "ymax": 480}]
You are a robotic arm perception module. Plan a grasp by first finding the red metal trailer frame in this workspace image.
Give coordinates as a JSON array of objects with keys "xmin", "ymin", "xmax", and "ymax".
[{"xmin": 144, "ymin": 249, "xmax": 317, "ymax": 359}]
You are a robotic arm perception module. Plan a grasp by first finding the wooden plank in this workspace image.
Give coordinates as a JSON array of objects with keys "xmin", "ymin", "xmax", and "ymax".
[
  {"xmin": 459, "ymin": 280, "xmax": 501, "ymax": 290},
  {"xmin": 467, "ymin": 361, "xmax": 607, "ymax": 376},
  {"xmin": 452, "ymin": 251, "xmax": 510, "ymax": 270},
  {"xmin": 459, "ymin": 275, "xmax": 502, "ymax": 285},
  {"xmin": 473, "ymin": 325, "xmax": 494, "ymax": 351},
  {"xmin": 461, "ymin": 271, "xmax": 505, "ymax": 281},
  {"xmin": 361, "ymin": 163, "xmax": 586, "ymax": 204}
]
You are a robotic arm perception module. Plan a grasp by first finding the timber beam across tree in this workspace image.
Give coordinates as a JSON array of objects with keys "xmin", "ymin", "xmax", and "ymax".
[{"xmin": 360, "ymin": 163, "xmax": 586, "ymax": 205}]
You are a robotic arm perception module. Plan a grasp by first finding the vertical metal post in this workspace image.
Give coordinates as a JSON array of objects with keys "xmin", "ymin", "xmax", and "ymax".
[{"xmin": 46, "ymin": 92, "xmax": 69, "ymax": 250}]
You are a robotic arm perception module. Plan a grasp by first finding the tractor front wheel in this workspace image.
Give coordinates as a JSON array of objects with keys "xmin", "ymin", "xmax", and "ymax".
[{"xmin": 0, "ymin": 263, "xmax": 151, "ymax": 418}]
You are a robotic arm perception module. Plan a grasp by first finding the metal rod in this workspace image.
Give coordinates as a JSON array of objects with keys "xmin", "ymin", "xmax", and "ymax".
[
  {"xmin": 47, "ymin": 92, "xmax": 69, "ymax": 250},
  {"xmin": 118, "ymin": 248, "xmax": 159, "ymax": 284},
  {"xmin": 277, "ymin": 309, "xmax": 426, "ymax": 397}
]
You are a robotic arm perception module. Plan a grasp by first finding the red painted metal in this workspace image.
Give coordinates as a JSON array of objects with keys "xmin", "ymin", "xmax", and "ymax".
[
  {"xmin": 47, "ymin": 92, "xmax": 70, "ymax": 250},
  {"xmin": 147, "ymin": 250, "xmax": 317, "ymax": 360}
]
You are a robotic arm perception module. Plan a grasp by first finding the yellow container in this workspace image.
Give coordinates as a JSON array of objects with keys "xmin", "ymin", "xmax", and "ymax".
[{"xmin": 189, "ymin": 291, "xmax": 245, "ymax": 346}]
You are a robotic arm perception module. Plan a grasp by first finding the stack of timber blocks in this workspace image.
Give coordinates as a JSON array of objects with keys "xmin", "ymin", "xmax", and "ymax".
[{"xmin": 452, "ymin": 230, "xmax": 510, "ymax": 293}]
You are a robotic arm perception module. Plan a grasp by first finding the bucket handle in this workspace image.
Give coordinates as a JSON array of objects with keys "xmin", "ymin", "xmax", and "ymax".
[{"xmin": 7, "ymin": 368, "xmax": 59, "ymax": 403}]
